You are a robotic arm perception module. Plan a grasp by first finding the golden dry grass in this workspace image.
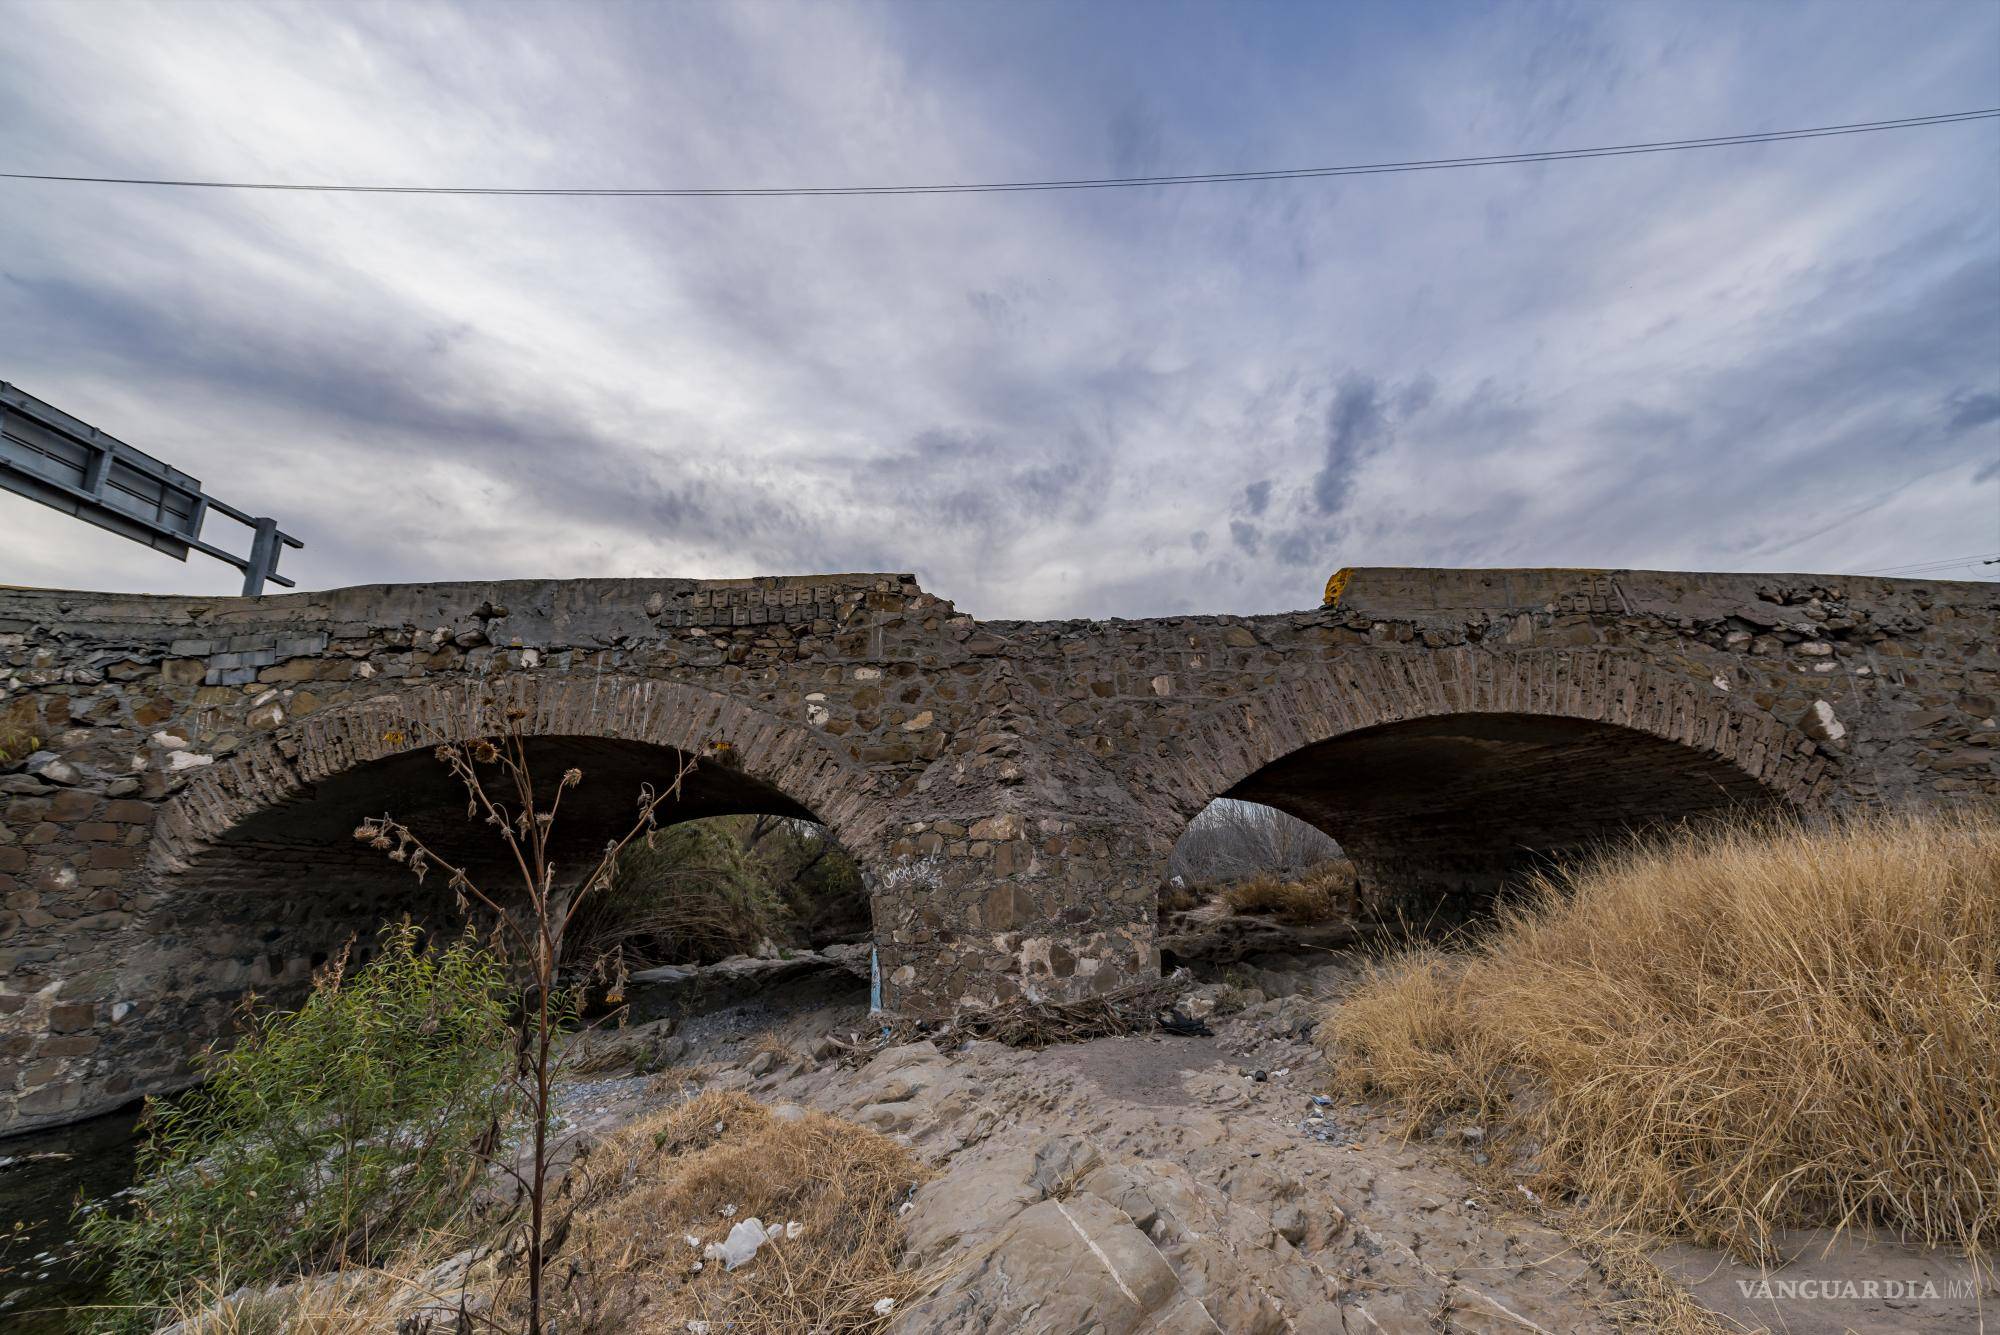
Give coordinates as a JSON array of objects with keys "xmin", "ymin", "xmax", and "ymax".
[
  {"xmin": 163, "ymin": 1093, "xmax": 928, "ymax": 1334},
  {"xmin": 1319, "ymin": 808, "xmax": 2000, "ymax": 1262},
  {"xmin": 155, "ymin": 1238, "xmax": 486, "ymax": 1335},
  {"xmin": 1158, "ymin": 879, "xmax": 1200, "ymax": 916},
  {"xmin": 749, "ymin": 1029, "xmax": 799, "ymax": 1066},
  {"xmin": 1222, "ymin": 858, "xmax": 1358, "ymax": 922},
  {"xmin": 502, "ymin": 1090, "xmax": 933, "ymax": 1333}
]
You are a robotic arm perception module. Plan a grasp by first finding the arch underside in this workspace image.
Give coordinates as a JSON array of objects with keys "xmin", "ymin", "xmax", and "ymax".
[
  {"xmin": 187, "ymin": 736, "xmax": 818, "ymax": 893},
  {"xmin": 144, "ymin": 737, "xmax": 837, "ymax": 1023},
  {"xmin": 1226, "ymin": 713, "xmax": 1781, "ymax": 906}
]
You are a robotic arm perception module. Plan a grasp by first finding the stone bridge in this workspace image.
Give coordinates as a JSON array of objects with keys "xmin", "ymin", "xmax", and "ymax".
[{"xmin": 2, "ymin": 567, "xmax": 1994, "ymax": 1133}]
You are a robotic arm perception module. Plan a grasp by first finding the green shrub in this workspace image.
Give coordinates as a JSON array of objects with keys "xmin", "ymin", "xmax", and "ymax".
[{"xmin": 82, "ymin": 921, "xmax": 514, "ymax": 1330}]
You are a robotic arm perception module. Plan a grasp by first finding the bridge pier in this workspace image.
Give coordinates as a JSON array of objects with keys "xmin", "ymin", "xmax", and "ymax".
[{"xmin": 871, "ymin": 816, "xmax": 1164, "ymax": 1012}]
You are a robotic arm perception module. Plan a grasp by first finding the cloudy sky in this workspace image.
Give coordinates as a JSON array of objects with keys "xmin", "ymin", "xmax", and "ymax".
[{"xmin": 2, "ymin": 1, "xmax": 1996, "ymax": 618}]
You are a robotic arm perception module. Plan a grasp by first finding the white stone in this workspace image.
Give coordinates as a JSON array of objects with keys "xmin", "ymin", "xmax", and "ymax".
[
  {"xmin": 903, "ymin": 710, "xmax": 934, "ymax": 731},
  {"xmin": 520, "ymin": 649, "xmax": 540, "ymax": 669},
  {"xmin": 168, "ymin": 750, "xmax": 215, "ymax": 771},
  {"xmin": 1711, "ymin": 674, "xmax": 1730, "ymax": 692},
  {"xmin": 1802, "ymin": 699, "xmax": 1846, "ymax": 743},
  {"xmin": 1150, "ymin": 674, "xmax": 1173, "ymax": 696},
  {"xmin": 151, "ymin": 731, "xmax": 189, "ymax": 750},
  {"xmin": 28, "ymin": 756, "xmax": 80, "ymax": 785},
  {"xmin": 853, "ymin": 666, "xmax": 881, "ymax": 681}
]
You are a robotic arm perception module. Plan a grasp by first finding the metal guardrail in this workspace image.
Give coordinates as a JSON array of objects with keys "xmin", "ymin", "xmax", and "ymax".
[{"xmin": 0, "ymin": 381, "xmax": 302, "ymax": 595}]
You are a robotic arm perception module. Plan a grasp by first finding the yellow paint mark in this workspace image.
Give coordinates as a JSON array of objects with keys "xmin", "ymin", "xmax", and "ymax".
[{"xmin": 1322, "ymin": 567, "xmax": 1353, "ymax": 607}]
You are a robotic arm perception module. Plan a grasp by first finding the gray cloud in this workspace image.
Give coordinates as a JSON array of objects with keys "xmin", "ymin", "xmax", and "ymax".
[
  {"xmin": 0, "ymin": 0, "xmax": 1994, "ymax": 615},
  {"xmin": 1947, "ymin": 391, "xmax": 2000, "ymax": 433},
  {"xmin": 1312, "ymin": 376, "xmax": 1390, "ymax": 517}
]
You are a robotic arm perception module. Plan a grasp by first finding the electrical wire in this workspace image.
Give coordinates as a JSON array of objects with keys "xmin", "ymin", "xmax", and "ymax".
[
  {"xmin": 1859, "ymin": 551, "xmax": 2000, "ymax": 577},
  {"xmin": 2, "ymin": 109, "xmax": 1995, "ymax": 199}
]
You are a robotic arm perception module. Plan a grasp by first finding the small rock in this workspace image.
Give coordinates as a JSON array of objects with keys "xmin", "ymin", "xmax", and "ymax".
[
  {"xmin": 1800, "ymin": 699, "xmax": 1847, "ymax": 743},
  {"xmin": 26, "ymin": 754, "xmax": 80, "ymax": 785}
]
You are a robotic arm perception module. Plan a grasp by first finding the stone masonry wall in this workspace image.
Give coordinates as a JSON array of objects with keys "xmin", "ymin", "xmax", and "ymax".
[{"xmin": 2, "ymin": 567, "xmax": 1993, "ymax": 1134}]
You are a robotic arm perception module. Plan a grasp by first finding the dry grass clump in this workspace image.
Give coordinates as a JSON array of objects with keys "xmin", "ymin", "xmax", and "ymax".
[
  {"xmin": 750, "ymin": 1029, "xmax": 799, "ymax": 1065},
  {"xmin": 1158, "ymin": 879, "xmax": 1201, "ymax": 917},
  {"xmin": 1224, "ymin": 858, "xmax": 1358, "ymax": 922},
  {"xmin": 507, "ymin": 1090, "xmax": 932, "ymax": 1333},
  {"xmin": 153, "ymin": 1234, "xmax": 491, "ymax": 1335},
  {"xmin": 1320, "ymin": 809, "xmax": 2000, "ymax": 1262}
]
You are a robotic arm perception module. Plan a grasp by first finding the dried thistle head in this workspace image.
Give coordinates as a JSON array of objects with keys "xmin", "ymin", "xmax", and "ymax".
[
  {"xmin": 472, "ymin": 740, "xmax": 501, "ymax": 765},
  {"xmin": 505, "ymin": 705, "xmax": 530, "ymax": 722},
  {"xmin": 561, "ymin": 767, "xmax": 583, "ymax": 788}
]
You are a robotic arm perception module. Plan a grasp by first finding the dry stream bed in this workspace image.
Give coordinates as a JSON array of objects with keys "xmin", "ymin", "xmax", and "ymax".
[{"xmin": 5, "ymin": 915, "xmax": 1990, "ymax": 1333}]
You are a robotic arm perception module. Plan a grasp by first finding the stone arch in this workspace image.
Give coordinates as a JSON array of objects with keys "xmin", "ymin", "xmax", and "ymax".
[
  {"xmin": 128, "ymin": 676, "xmax": 891, "ymax": 1085},
  {"xmin": 153, "ymin": 674, "xmax": 892, "ymax": 876},
  {"xmin": 1138, "ymin": 648, "xmax": 1832, "ymax": 905}
]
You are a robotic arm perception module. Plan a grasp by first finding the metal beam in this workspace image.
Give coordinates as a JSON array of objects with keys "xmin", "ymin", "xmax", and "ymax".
[{"xmin": 0, "ymin": 381, "xmax": 302, "ymax": 595}]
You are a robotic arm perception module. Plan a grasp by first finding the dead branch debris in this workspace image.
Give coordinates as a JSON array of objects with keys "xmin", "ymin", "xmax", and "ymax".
[{"xmin": 883, "ymin": 968, "xmax": 1197, "ymax": 1053}]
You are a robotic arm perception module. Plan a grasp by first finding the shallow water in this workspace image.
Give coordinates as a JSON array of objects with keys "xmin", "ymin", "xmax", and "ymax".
[{"xmin": 0, "ymin": 1104, "xmax": 143, "ymax": 1334}]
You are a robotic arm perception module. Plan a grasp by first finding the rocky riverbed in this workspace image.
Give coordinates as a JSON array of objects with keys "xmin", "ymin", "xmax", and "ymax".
[
  {"xmin": 549, "ymin": 929, "xmax": 1991, "ymax": 1334},
  {"xmin": 26, "ymin": 917, "xmax": 1992, "ymax": 1333}
]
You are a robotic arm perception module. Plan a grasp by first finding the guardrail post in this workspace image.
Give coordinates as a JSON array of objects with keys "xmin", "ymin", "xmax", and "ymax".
[{"xmin": 243, "ymin": 517, "xmax": 280, "ymax": 596}]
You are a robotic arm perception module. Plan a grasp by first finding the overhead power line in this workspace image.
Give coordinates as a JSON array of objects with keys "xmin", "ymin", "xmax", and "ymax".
[
  {"xmin": 3, "ymin": 108, "xmax": 1995, "ymax": 199},
  {"xmin": 1860, "ymin": 551, "xmax": 2000, "ymax": 577}
]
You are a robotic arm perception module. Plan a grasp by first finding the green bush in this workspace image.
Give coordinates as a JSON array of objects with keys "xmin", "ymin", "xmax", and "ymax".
[{"xmin": 82, "ymin": 921, "xmax": 514, "ymax": 1330}]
